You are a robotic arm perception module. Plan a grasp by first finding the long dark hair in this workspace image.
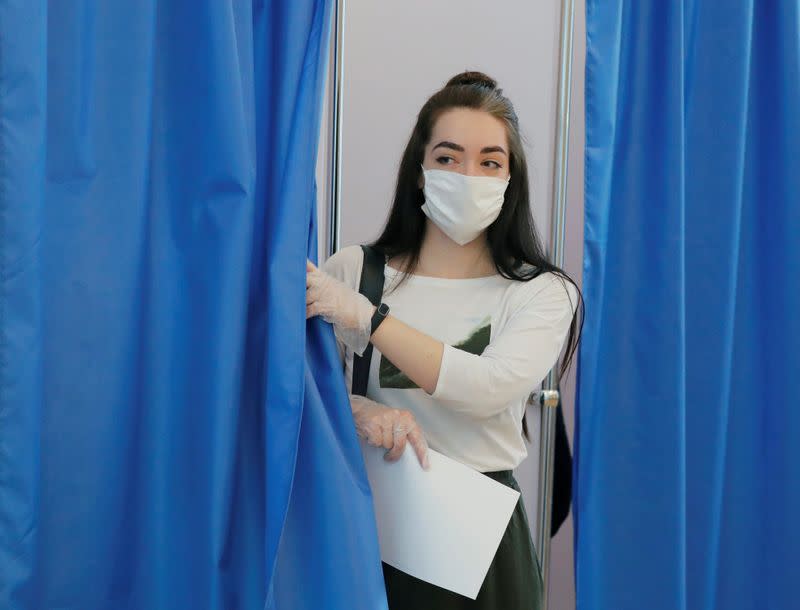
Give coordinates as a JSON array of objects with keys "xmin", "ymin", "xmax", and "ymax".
[{"xmin": 371, "ymin": 71, "xmax": 584, "ymax": 438}]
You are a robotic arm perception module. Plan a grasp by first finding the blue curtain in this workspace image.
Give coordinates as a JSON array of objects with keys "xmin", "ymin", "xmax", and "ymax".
[
  {"xmin": 577, "ymin": 2, "xmax": 800, "ymax": 610},
  {"xmin": 0, "ymin": 2, "xmax": 387, "ymax": 609}
]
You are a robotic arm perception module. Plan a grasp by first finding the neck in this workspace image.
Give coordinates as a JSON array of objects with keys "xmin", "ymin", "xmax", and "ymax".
[{"xmin": 412, "ymin": 220, "xmax": 496, "ymax": 279}]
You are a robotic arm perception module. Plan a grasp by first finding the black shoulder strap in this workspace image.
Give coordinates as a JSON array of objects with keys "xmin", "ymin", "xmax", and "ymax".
[
  {"xmin": 551, "ymin": 392, "xmax": 573, "ymax": 536},
  {"xmin": 351, "ymin": 245, "xmax": 385, "ymax": 396}
]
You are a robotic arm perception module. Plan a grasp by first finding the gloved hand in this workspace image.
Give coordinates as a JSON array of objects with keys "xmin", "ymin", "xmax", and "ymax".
[
  {"xmin": 306, "ymin": 260, "xmax": 375, "ymax": 356},
  {"xmin": 350, "ymin": 394, "xmax": 430, "ymax": 470}
]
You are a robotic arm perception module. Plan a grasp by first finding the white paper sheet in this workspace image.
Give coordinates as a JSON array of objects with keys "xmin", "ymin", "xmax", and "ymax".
[{"xmin": 361, "ymin": 442, "xmax": 520, "ymax": 599}]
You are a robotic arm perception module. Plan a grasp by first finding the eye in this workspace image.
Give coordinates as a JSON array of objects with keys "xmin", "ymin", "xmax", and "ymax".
[
  {"xmin": 482, "ymin": 159, "xmax": 502, "ymax": 169},
  {"xmin": 436, "ymin": 156, "xmax": 455, "ymax": 165}
]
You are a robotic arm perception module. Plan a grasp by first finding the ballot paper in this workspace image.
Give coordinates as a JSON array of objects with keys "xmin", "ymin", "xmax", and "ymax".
[{"xmin": 361, "ymin": 442, "xmax": 520, "ymax": 599}]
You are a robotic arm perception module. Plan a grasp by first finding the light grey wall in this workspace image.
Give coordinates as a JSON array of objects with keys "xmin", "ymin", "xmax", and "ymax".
[{"xmin": 316, "ymin": 2, "xmax": 585, "ymax": 608}]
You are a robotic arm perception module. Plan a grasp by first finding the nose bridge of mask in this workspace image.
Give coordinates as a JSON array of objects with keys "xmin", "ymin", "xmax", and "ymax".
[{"xmin": 423, "ymin": 167, "xmax": 509, "ymax": 195}]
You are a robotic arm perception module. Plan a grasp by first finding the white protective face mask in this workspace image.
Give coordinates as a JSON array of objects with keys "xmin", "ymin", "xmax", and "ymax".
[{"xmin": 420, "ymin": 167, "xmax": 510, "ymax": 246}]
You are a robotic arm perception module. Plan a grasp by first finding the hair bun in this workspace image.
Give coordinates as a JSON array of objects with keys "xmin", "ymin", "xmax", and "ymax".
[{"xmin": 445, "ymin": 71, "xmax": 498, "ymax": 90}]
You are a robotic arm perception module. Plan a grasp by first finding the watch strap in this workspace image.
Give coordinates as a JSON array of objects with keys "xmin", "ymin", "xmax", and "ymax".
[{"xmin": 370, "ymin": 302, "xmax": 389, "ymax": 335}]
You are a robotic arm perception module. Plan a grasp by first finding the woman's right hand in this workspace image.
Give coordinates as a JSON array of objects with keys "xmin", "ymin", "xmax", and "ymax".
[{"xmin": 349, "ymin": 395, "xmax": 430, "ymax": 470}]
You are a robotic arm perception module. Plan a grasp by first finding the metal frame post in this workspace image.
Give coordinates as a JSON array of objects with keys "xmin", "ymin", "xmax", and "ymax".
[
  {"xmin": 536, "ymin": 0, "xmax": 576, "ymax": 608},
  {"xmin": 327, "ymin": 0, "xmax": 346, "ymax": 257}
]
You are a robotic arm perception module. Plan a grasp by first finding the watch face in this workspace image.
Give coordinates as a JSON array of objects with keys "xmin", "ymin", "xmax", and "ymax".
[{"xmin": 378, "ymin": 303, "xmax": 390, "ymax": 315}]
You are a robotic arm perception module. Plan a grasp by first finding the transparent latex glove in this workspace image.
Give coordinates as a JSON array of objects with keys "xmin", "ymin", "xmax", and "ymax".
[
  {"xmin": 306, "ymin": 260, "xmax": 374, "ymax": 356},
  {"xmin": 350, "ymin": 394, "xmax": 430, "ymax": 470}
]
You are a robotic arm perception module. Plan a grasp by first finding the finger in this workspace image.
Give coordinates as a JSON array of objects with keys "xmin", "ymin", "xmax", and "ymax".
[
  {"xmin": 407, "ymin": 428, "xmax": 430, "ymax": 470},
  {"xmin": 353, "ymin": 423, "xmax": 367, "ymax": 440},
  {"xmin": 384, "ymin": 428, "xmax": 408, "ymax": 462},
  {"xmin": 306, "ymin": 262, "xmax": 318, "ymax": 287},
  {"xmin": 381, "ymin": 422, "xmax": 393, "ymax": 451},
  {"xmin": 367, "ymin": 426, "xmax": 384, "ymax": 447},
  {"xmin": 357, "ymin": 421, "xmax": 381, "ymax": 447},
  {"xmin": 305, "ymin": 275, "xmax": 322, "ymax": 300},
  {"xmin": 306, "ymin": 287, "xmax": 320, "ymax": 307}
]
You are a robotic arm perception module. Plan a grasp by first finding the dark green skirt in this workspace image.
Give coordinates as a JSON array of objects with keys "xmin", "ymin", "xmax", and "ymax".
[{"xmin": 382, "ymin": 470, "xmax": 543, "ymax": 610}]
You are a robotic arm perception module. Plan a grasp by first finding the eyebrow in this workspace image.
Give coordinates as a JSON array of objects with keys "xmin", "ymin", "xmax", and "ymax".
[
  {"xmin": 432, "ymin": 141, "xmax": 508, "ymax": 156},
  {"xmin": 432, "ymin": 141, "xmax": 464, "ymax": 152},
  {"xmin": 480, "ymin": 145, "xmax": 508, "ymax": 156}
]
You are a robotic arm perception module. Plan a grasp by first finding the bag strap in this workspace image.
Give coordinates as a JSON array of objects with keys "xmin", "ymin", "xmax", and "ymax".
[
  {"xmin": 351, "ymin": 245, "xmax": 386, "ymax": 396},
  {"xmin": 551, "ymin": 392, "xmax": 572, "ymax": 536}
]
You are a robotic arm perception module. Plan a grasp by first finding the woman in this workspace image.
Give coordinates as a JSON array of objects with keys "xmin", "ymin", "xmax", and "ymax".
[{"xmin": 305, "ymin": 71, "xmax": 583, "ymax": 610}]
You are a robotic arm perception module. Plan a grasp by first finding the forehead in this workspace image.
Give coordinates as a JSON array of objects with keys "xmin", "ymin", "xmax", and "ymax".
[{"xmin": 429, "ymin": 108, "xmax": 508, "ymax": 150}]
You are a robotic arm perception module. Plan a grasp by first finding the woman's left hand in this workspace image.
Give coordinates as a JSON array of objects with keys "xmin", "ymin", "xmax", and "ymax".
[{"xmin": 306, "ymin": 260, "xmax": 375, "ymax": 355}]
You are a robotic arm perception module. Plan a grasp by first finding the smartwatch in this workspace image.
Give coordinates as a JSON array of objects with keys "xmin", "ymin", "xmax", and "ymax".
[{"xmin": 370, "ymin": 302, "xmax": 390, "ymax": 336}]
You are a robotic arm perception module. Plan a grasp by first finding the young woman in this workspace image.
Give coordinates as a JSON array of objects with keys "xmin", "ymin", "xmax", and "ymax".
[{"xmin": 305, "ymin": 71, "xmax": 583, "ymax": 610}]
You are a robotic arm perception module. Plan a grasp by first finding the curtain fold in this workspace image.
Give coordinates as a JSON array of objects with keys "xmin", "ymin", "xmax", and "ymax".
[
  {"xmin": 578, "ymin": 2, "xmax": 800, "ymax": 609},
  {"xmin": 0, "ymin": 1, "xmax": 386, "ymax": 609}
]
